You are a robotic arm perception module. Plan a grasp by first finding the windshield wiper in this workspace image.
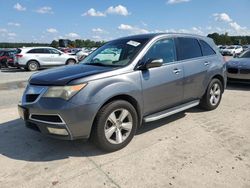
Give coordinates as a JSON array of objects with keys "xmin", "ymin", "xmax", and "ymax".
[
  {"xmin": 85, "ymin": 62, "xmax": 121, "ymax": 67},
  {"xmin": 85, "ymin": 62, "xmax": 107, "ymax": 66}
]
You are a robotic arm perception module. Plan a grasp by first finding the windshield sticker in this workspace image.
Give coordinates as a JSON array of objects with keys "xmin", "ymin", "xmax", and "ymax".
[{"xmin": 127, "ymin": 40, "xmax": 141, "ymax": 47}]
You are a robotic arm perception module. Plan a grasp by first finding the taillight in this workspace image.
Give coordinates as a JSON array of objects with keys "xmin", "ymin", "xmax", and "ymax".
[{"xmin": 16, "ymin": 54, "xmax": 23, "ymax": 58}]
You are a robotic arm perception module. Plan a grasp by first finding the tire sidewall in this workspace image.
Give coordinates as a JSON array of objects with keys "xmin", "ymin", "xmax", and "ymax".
[
  {"xmin": 27, "ymin": 61, "xmax": 39, "ymax": 71},
  {"xmin": 205, "ymin": 79, "xmax": 223, "ymax": 110},
  {"xmin": 94, "ymin": 100, "xmax": 138, "ymax": 152},
  {"xmin": 66, "ymin": 59, "xmax": 76, "ymax": 65}
]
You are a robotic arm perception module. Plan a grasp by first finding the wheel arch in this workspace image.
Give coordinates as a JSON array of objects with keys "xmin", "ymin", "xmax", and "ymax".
[
  {"xmin": 90, "ymin": 94, "xmax": 142, "ymax": 137},
  {"xmin": 66, "ymin": 58, "xmax": 76, "ymax": 64},
  {"xmin": 211, "ymin": 74, "xmax": 225, "ymax": 93},
  {"xmin": 26, "ymin": 59, "xmax": 40, "ymax": 66}
]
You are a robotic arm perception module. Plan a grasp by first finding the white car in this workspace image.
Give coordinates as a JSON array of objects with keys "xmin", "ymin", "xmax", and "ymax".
[
  {"xmin": 221, "ymin": 45, "xmax": 243, "ymax": 56},
  {"xmin": 15, "ymin": 47, "xmax": 78, "ymax": 71}
]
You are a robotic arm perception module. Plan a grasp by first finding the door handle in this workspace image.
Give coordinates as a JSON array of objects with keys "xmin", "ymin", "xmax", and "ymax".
[
  {"xmin": 204, "ymin": 61, "xmax": 210, "ymax": 66},
  {"xmin": 173, "ymin": 68, "xmax": 181, "ymax": 74}
]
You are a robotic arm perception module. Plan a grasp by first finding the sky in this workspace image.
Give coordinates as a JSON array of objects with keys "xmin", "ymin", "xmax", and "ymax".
[{"xmin": 0, "ymin": 0, "xmax": 249, "ymax": 43}]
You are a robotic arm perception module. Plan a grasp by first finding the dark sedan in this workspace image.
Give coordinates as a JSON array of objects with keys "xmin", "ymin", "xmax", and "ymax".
[{"xmin": 227, "ymin": 50, "xmax": 250, "ymax": 82}]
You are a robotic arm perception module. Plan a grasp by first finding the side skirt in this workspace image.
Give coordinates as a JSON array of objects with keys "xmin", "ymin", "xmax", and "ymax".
[{"xmin": 144, "ymin": 100, "xmax": 200, "ymax": 123}]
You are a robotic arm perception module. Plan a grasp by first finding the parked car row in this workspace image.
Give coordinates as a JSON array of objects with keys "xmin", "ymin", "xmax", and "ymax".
[
  {"xmin": 0, "ymin": 47, "xmax": 97, "ymax": 71},
  {"xmin": 0, "ymin": 49, "xmax": 20, "ymax": 69},
  {"xmin": 218, "ymin": 45, "xmax": 244, "ymax": 56},
  {"xmin": 226, "ymin": 50, "xmax": 250, "ymax": 82},
  {"xmin": 218, "ymin": 44, "xmax": 250, "ymax": 56}
]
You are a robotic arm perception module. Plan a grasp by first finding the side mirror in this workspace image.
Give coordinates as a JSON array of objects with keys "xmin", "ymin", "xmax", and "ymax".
[{"xmin": 138, "ymin": 58, "xmax": 163, "ymax": 70}]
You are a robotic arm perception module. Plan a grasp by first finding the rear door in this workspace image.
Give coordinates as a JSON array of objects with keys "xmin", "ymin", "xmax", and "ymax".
[
  {"xmin": 140, "ymin": 37, "xmax": 184, "ymax": 115},
  {"xmin": 175, "ymin": 37, "xmax": 209, "ymax": 101}
]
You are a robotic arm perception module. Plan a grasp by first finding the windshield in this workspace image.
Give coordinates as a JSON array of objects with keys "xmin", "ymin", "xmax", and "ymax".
[
  {"xmin": 238, "ymin": 51, "xmax": 250, "ymax": 58},
  {"xmin": 80, "ymin": 38, "xmax": 149, "ymax": 67},
  {"xmin": 228, "ymin": 46, "xmax": 235, "ymax": 49}
]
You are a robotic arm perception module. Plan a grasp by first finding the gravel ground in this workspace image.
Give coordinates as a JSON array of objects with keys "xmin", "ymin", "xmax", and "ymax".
[{"xmin": 0, "ymin": 62, "xmax": 250, "ymax": 188}]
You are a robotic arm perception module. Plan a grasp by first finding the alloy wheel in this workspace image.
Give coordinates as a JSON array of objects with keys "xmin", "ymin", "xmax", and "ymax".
[
  {"xmin": 209, "ymin": 83, "xmax": 221, "ymax": 106},
  {"xmin": 104, "ymin": 108, "xmax": 133, "ymax": 144}
]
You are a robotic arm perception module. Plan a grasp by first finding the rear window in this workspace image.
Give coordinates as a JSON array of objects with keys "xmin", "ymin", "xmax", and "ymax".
[
  {"xmin": 199, "ymin": 40, "xmax": 216, "ymax": 56},
  {"xmin": 176, "ymin": 37, "xmax": 202, "ymax": 61}
]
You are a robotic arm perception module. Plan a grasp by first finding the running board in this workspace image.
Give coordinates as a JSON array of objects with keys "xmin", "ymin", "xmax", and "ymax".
[{"xmin": 144, "ymin": 100, "xmax": 200, "ymax": 123}]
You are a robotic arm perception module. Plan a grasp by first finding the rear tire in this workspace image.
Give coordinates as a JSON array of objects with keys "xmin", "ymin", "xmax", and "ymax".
[
  {"xmin": 200, "ymin": 78, "xmax": 223, "ymax": 111},
  {"xmin": 27, "ymin": 61, "xmax": 39, "ymax": 71},
  {"xmin": 92, "ymin": 100, "xmax": 138, "ymax": 152}
]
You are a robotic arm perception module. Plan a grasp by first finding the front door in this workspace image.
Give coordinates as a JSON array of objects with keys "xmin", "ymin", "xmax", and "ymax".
[{"xmin": 140, "ymin": 38, "xmax": 184, "ymax": 115}]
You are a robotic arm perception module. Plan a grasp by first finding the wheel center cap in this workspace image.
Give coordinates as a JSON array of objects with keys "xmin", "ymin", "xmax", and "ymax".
[{"xmin": 116, "ymin": 120, "xmax": 122, "ymax": 128}]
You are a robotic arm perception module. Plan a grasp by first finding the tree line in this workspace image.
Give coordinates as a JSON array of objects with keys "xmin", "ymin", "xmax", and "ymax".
[
  {"xmin": 0, "ymin": 39, "xmax": 105, "ymax": 49},
  {"xmin": 1, "ymin": 33, "xmax": 250, "ymax": 49},
  {"xmin": 207, "ymin": 33, "xmax": 250, "ymax": 45}
]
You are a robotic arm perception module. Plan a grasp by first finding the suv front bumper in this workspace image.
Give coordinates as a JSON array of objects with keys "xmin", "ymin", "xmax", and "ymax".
[{"xmin": 18, "ymin": 97, "xmax": 98, "ymax": 140}]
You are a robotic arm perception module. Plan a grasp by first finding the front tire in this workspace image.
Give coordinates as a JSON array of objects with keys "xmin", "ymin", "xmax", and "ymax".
[
  {"xmin": 200, "ymin": 78, "xmax": 223, "ymax": 111},
  {"xmin": 27, "ymin": 61, "xmax": 39, "ymax": 71},
  {"xmin": 66, "ymin": 59, "xmax": 76, "ymax": 65},
  {"xmin": 92, "ymin": 100, "xmax": 138, "ymax": 152}
]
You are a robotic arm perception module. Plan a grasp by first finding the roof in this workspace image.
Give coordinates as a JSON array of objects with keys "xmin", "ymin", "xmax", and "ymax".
[{"xmin": 115, "ymin": 32, "xmax": 208, "ymax": 41}]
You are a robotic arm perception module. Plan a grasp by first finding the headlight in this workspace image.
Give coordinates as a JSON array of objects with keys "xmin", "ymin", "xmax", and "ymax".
[{"xmin": 43, "ymin": 83, "xmax": 87, "ymax": 100}]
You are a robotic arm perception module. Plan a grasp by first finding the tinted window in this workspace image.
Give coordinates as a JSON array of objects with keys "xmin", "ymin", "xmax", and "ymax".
[
  {"xmin": 27, "ymin": 48, "xmax": 51, "ymax": 54},
  {"xmin": 49, "ymin": 49, "xmax": 60, "ymax": 54},
  {"xmin": 176, "ymin": 37, "xmax": 202, "ymax": 61},
  {"xmin": 199, "ymin": 40, "xmax": 216, "ymax": 56},
  {"xmin": 27, "ymin": 49, "xmax": 44, "ymax": 54},
  {"xmin": 143, "ymin": 38, "xmax": 176, "ymax": 64},
  {"xmin": 43, "ymin": 49, "xmax": 51, "ymax": 54}
]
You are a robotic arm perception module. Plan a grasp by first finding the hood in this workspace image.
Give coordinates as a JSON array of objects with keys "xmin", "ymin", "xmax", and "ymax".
[
  {"xmin": 227, "ymin": 58, "xmax": 250, "ymax": 67},
  {"xmin": 29, "ymin": 64, "xmax": 113, "ymax": 86}
]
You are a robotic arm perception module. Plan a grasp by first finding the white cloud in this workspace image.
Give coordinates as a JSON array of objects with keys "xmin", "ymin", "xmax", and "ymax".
[
  {"xmin": 167, "ymin": 0, "xmax": 190, "ymax": 4},
  {"xmin": 36, "ymin": 6, "xmax": 53, "ymax": 14},
  {"xmin": 118, "ymin": 24, "xmax": 149, "ymax": 34},
  {"xmin": 65, "ymin": 32, "xmax": 80, "ymax": 39},
  {"xmin": 92, "ymin": 28, "xmax": 104, "ymax": 33},
  {"xmin": 8, "ymin": 33, "xmax": 17, "ymax": 37},
  {"xmin": 213, "ymin": 12, "xmax": 250, "ymax": 35},
  {"xmin": 118, "ymin": 24, "xmax": 133, "ymax": 30},
  {"xmin": 47, "ymin": 28, "xmax": 58, "ymax": 33},
  {"xmin": 229, "ymin": 22, "xmax": 246, "ymax": 31},
  {"xmin": 7, "ymin": 22, "xmax": 21, "ymax": 27},
  {"xmin": 0, "ymin": 28, "xmax": 8, "ymax": 33},
  {"xmin": 106, "ymin": 5, "xmax": 130, "ymax": 16},
  {"xmin": 13, "ymin": 3, "xmax": 26, "ymax": 11},
  {"xmin": 82, "ymin": 8, "xmax": 106, "ymax": 17},
  {"xmin": 213, "ymin": 13, "xmax": 232, "ymax": 22}
]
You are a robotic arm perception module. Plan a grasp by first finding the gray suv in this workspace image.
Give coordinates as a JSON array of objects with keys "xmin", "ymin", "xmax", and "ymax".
[{"xmin": 18, "ymin": 33, "xmax": 226, "ymax": 152}]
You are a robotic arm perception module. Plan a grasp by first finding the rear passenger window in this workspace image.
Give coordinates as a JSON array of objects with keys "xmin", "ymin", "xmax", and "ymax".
[
  {"xmin": 176, "ymin": 37, "xmax": 202, "ymax": 61},
  {"xmin": 27, "ymin": 49, "xmax": 44, "ymax": 54},
  {"xmin": 199, "ymin": 40, "xmax": 216, "ymax": 56}
]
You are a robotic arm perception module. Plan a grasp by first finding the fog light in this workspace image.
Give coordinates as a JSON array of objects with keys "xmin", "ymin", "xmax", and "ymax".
[{"xmin": 47, "ymin": 127, "xmax": 68, "ymax": 136}]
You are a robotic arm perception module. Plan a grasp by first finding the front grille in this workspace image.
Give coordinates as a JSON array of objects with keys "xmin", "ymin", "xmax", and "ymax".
[
  {"xmin": 26, "ymin": 94, "xmax": 40, "ymax": 103},
  {"xmin": 240, "ymin": 69, "xmax": 250, "ymax": 74},
  {"xmin": 227, "ymin": 68, "xmax": 238, "ymax": 74},
  {"xmin": 30, "ymin": 114, "xmax": 64, "ymax": 124}
]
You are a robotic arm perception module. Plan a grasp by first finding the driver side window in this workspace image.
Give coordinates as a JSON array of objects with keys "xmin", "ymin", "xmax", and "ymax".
[{"xmin": 143, "ymin": 38, "xmax": 176, "ymax": 64}]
